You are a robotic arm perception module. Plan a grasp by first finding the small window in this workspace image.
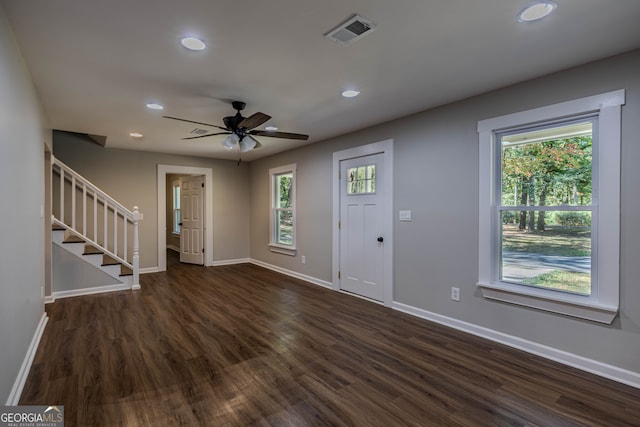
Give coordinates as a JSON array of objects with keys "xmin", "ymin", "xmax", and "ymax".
[
  {"xmin": 270, "ymin": 164, "xmax": 296, "ymax": 250},
  {"xmin": 347, "ymin": 164, "xmax": 376, "ymax": 194},
  {"xmin": 173, "ymin": 181, "xmax": 181, "ymax": 234}
]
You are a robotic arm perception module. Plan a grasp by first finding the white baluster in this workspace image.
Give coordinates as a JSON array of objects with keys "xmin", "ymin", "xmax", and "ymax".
[
  {"xmin": 83, "ymin": 183, "xmax": 87, "ymax": 235},
  {"xmin": 123, "ymin": 215, "xmax": 128, "ymax": 265},
  {"xmin": 114, "ymin": 209, "xmax": 118, "ymax": 257},
  {"xmin": 60, "ymin": 167, "xmax": 64, "ymax": 224},
  {"xmin": 104, "ymin": 201, "xmax": 108, "ymax": 248},
  {"xmin": 71, "ymin": 175, "xmax": 76, "ymax": 229},
  {"xmin": 93, "ymin": 192, "xmax": 97, "ymax": 242}
]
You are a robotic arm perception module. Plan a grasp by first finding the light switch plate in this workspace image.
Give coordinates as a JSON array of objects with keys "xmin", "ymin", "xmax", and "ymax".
[{"xmin": 399, "ymin": 210, "xmax": 412, "ymax": 221}]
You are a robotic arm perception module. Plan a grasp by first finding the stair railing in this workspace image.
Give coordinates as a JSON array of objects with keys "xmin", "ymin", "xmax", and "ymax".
[{"xmin": 51, "ymin": 155, "xmax": 142, "ymax": 289}]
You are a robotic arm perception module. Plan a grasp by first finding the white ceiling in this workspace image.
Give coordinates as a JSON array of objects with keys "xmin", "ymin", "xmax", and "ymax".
[{"xmin": 3, "ymin": 0, "xmax": 640, "ymax": 161}]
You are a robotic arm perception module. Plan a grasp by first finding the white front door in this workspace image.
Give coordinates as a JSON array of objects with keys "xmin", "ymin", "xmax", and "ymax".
[
  {"xmin": 180, "ymin": 175, "xmax": 204, "ymax": 265},
  {"xmin": 339, "ymin": 153, "xmax": 385, "ymax": 301}
]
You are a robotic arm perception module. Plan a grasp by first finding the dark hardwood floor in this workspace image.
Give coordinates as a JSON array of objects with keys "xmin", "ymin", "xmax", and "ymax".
[{"xmin": 21, "ymin": 250, "xmax": 640, "ymax": 426}]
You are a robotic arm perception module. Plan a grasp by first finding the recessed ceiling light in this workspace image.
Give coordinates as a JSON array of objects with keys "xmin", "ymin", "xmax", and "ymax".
[
  {"xmin": 517, "ymin": 1, "xmax": 557, "ymax": 22},
  {"xmin": 342, "ymin": 89, "xmax": 360, "ymax": 98},
  {"xmin": 129, "ymin": 132, "xmax": 143, "ymax": 138},
  {"xmin": 146, "ymin": 103, "xmax": 164, "ymax": 110},
  {"xmin": 265, "ymin": 126, "xmax": 278, "ymax": 131},
  {"xmin": 180, "ymin": 37, "xmax": 206, "ymax": 51}
]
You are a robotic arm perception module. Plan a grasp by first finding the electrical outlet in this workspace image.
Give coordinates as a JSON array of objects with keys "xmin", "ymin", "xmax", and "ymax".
[
  {"xmin": 451, "ymin": 287, "xmax": 460, "ymax": 302},
  {"xmin": 301, "ymin": 255, "xmax": 306, "ymax": 264}
]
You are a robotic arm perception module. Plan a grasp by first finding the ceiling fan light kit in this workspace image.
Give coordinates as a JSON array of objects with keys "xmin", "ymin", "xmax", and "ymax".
[
  {"xmin": 163, "ymin": 100, "xmax": 309, "ymax": 161},
  {"xmin": 239, "ymin": 135, "xmax": 259, "ymax": 152},
  {"xmin": 222, "ymin": 133, "xmax": 239, "ymax": 150}
]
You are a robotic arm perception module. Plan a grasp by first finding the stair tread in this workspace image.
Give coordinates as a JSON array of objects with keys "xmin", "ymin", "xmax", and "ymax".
[{"xmin": 52, "ymin": 224, "xmax": 66, "ymax": 231}]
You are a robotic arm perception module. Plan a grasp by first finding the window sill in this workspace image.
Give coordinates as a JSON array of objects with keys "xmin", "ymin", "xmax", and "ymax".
[
  {"xmin": 477, "ymin": 281, "xmax": 618, "ymax": 324},
  {"xmin": 269, "ymin": 244, "xmax": 296, "ymax": 256}
]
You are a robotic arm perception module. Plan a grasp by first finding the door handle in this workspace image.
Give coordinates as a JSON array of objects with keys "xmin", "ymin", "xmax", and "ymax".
[
  {"xmin": 377, "ymin": 236, "xmax": 384, "ymax": 243},
  {"xmin": 179, "ymin": 222, "xmax": 183, "ymax": 226}
]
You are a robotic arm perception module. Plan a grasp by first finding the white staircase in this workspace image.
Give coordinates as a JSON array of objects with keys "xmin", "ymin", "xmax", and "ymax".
[
  {"xmin": 52, "ymin": 156, "xmax": 142, "ymax": 290},
  {"xmin": 52, "ymin": 225, "xmax": 134, "ymax": 286}
]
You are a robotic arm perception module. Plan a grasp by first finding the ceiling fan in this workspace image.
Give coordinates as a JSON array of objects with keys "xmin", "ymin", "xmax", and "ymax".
[{"xmin": 163, "ymin": 101, "xmax": 309, "ymax": 158}]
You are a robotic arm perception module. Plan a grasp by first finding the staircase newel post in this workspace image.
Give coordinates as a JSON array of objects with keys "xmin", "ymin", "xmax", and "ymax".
[{"xmin": 132, "ymin": 206, "xmax": 141, "ymax": 290}]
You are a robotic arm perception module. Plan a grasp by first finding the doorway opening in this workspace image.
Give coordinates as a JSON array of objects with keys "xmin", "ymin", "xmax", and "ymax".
[{"xmin": 157, "ymin": 165, "xmax": 213, "ymax": 271}]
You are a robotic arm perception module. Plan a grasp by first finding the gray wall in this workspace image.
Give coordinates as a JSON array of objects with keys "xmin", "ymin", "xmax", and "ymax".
[
  {"xmin": 53, "ymin": 137, "xmax": 251, "ymax": 268},
  {"xmin": 0, "ymin": 7, "xmax": 48, "ymax": 403},
  {"xmin": 249, "ymin": 49, "xmax": 640, "ymax": 375}
]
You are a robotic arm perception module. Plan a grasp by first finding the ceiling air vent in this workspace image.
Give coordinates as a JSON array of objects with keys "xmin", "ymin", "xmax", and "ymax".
[{"xmin": 325, "ymin": 14, "xmax": 376, "ymax": 46}]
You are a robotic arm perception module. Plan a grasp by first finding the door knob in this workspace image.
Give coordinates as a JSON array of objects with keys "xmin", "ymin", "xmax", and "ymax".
[{"xmin": 377, "ymin": 236, "xmax": 384, "ymax": 243}]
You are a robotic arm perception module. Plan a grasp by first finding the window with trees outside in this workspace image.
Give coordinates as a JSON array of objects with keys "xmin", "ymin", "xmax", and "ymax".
[
  {"xmin": 478, "ymin": 90, "xmax": 624, "ymax": 324},
  {"xmin": 270, "ymin": 164, "xmax": 296, "ymax": 251},
  {"xmin": 499, "ymin": 119, "xmax": 593, "ymax": 295}
]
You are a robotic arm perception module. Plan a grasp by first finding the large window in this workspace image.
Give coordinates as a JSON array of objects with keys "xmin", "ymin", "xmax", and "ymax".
[
  {"xmin": 478, "ymin": 90, "xmax": 624, "ymax": 324},
  {"xmin": 270, "ymin": 164, "xmax": 296, "ymax": 250},
  {"xmin": 498, "ymin": 119, "xmax": 594, "ymax": 295}
]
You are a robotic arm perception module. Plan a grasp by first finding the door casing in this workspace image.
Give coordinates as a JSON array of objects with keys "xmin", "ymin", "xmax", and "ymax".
[{"xmin": 157, "ymin": 165, "xmax": 213, "ymax": 271}]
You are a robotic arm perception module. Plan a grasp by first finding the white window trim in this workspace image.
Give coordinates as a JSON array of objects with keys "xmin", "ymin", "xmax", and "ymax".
[
  {"xmin": 477, "ymin": 90, "xmax": 624, "ymax": 324},
  {"xmin": 269, "ymin": 164, "xmax": 297, "ymax": 253}
]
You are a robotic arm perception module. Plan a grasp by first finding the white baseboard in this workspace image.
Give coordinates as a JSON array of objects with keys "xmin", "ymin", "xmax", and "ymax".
[
  {"xmin": 250, "ymin": 259, "xmax": 333, "ymax": 289},
  {"xmin": 51, "ymin": 283, "xmax": 132, "ymax": 301},
  {"xmin": 139, "ymin": 267, "xmax": 159, "ymax": 274},
  {"xmin": 213, "ymin": 258, "xmax": 251, "ymax": 266},
  {"xmin": 6, "ymin": 313, "xmax": 48, "ymax": 405},
  {"xmin": 167, "ymin": 245, "xmax": 180, "ymax": 253},
  {"xmin": 392, "ymin": 301, "xmax": 640, "ymax": 390}
]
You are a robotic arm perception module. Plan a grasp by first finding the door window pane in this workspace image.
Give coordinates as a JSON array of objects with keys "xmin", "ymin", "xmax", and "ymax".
[{"xmin": 347, "ymin": 164, "xmax": 376, "ymax": 195}]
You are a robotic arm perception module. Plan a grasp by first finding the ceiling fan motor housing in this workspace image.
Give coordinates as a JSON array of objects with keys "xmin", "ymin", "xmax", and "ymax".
[
  {"xmin": 223, "ymin": 113, "xmax": 247, "ymax": 136},
  {"xmin": 231, "ymin": 101, "xmax": 246, "ymax": 111}
]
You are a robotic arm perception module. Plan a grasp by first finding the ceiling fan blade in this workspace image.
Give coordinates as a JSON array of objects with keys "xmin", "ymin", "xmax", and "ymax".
[
  {"xmin": 239, "ymin": 112, "xmax": 271, "ymax": 130},
  {"xmin": 251, "ymin": 130, "xmax": 309, "ymax": 140},
  {"xmin": 163, "ymin": 116, "xmax": 228, "ymax": 131},
  {"xmin": 182, "ymin": 132, "xmax": 231, "ymax": 140}
]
